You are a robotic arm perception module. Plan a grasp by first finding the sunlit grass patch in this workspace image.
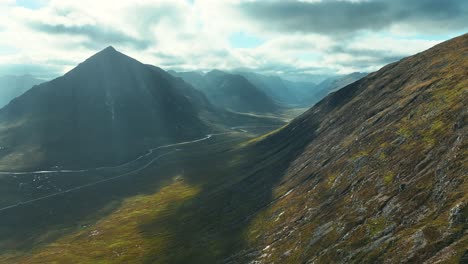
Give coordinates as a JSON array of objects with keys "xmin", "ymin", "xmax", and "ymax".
[
  {"xmin": 383, "ymin": 171, "xmax": 395, "ymax": 185},
  {"xmin": 239, "ymin": 124, "xmax": 287, "ymax": 147},
  {"xmin": 15, "ymin": 180, "xmax": 200, "ymax": 264}
]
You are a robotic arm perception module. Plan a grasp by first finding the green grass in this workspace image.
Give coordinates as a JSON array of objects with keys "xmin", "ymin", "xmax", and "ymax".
[
  {"xmin": 0, "ymin": 125, "xmax": 302, "ymax": 263},
  {"xmin": 14, "ymin": 181, "xmax": 200, "ymax": 264},
  {"xmin": 383, "ymin": 171, "xmax": 395, "ymax": 185},
  {"xmin": 240, "ymin": 124, "xmax": 287, "ymax": 146},
  {"xmin": 367, "ymin": 217, "xmax": 387, "ymax": 237},
  {"xmin": 1, "ymin": 37, "xmax": 467, "ymax": 263}
]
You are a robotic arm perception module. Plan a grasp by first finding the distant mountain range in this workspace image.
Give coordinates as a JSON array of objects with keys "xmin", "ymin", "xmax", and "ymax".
[
  {"xmin": 170, "ymin": 70, "xmax": 280, "ymax": 113},
  {"xmin": 0, "ymin": 47, "xmax": 367, "ymax": 171},
  {"xmin": 234, "ymin": 71, "xmax": 299, "ymax": 105},
  {"xmin": 0, "ymin": 47, "xmax": 215, "ymax": 170},
  {"xmin": 0, "ymin": 74, "xmax": 44, "ymax": 108},
  {"xmin": 0, "ymin": 33, "xmax": 466, "ymax": 264},
  {"xmin": 172, "ymin": 69, "xmax": 367, "ymax": 108},
  {"xmin": 0, "ymin": 47, "xmax": 286, "ymax": 171},
  {"xmin": 313, "ymin": 72, "xmax": 368, "ymax": 99}
]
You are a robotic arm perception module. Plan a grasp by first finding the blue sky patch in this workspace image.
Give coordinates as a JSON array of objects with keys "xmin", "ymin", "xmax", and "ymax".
[
  {"xmin": 16, "ymin": 0, "xmax": 46, "ymax": 10},
  {"xmin": 229, "ymin": 32, "xmax": 265, "ymax": 49}
]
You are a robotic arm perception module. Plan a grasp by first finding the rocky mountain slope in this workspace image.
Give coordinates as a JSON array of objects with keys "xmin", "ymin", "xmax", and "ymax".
[
  {"xmin": 0, "ymin": 34, "xmax": 465, "ymax": 264},
  {"xmin": 227, "ymin": 32, "xmax": 467, "ymax": 263},
  {"xmin": 0, "ymin": 47, "xmax": 212, "ymax": 170}
]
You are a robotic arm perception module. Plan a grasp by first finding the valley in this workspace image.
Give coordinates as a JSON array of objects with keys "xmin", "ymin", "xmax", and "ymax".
[
  {"xmin": 0, "ymin": 11, "xmax": 465, "ymax": 263},
  {"xmin": 0, "ymin": 123, "xmax": 288, "ymax": 263}
]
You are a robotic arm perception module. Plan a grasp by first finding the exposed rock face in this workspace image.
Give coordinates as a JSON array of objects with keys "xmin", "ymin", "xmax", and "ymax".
[
  {"xmin": 0, "ymin": 35, "xmax": 466, "ymax": 264},
  {"xmin": 229, "ymin": 33, "xmax": 467, "ymax": 263},
  {"xmin": 449, "ymin": 202, "xmax": 467, "ymax": 226}
]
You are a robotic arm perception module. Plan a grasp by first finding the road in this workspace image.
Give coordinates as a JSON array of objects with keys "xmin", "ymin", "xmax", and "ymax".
[
  {"xmin": 0, "ymin": 133, "xmax": 219, "ymax": 175},
  {"xmin": 0, "ymin": 126, "xmax": 281, "ymax": 212}
]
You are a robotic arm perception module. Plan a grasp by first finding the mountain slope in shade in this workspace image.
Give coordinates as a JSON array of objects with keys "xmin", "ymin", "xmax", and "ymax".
[
  {"xmin": 281, "ymin": 72, "xmax": 368, "ymax": 107},
  {"xmin": 0, "ymin": 75, "xmax": 44, "ymax": 108},
  {"xmin": 281, "ymin": 79, "xmax": 318, "ymax": 105},
  {"xmin": 235, "ymin": 71, "xmax": 299, "ymax": 105},
  {"xmin": 229, "ymin": 33, "xmax": 467, "ymax": 263},
  {"xmin": 1, "ymin": 34, "xmax": 466, "ymax": 264},
  {"xmin": 313, "ymin": 72, "xmax": 368, "ymax": 99},
  {"xmin": 172, "ymin": 70, "xmax": 279, "ymax": 113},
  {"xmin": 168, "ymin": 70, "xmax": 210, "ymax": 95},
  {"xmin": 236, "ymin": 71, "xmax": 367, "ymax": 108},
  {"xmin": 0, "ymin": 47, "xmax": 211, "ymax": 170}
]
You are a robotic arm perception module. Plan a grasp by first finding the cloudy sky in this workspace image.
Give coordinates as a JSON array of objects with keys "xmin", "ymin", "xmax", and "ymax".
[{"xmin": 1, "ymin": 0, "xmax": 467, "ymax": 81}]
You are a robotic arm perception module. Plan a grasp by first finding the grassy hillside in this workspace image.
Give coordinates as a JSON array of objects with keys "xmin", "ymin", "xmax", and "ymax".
[
  {"xmin": 0, "ymin": 126, "xmax": 293, "ymax": 264},
  {"xmin": 226, "ymin": 32, "xmax": 468, "ymax": 263},
  {"xmin": 0, "ymin": 34, "xmax": 466, "ymax": 264}
]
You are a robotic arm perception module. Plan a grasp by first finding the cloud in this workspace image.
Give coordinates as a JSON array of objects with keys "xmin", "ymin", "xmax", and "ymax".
[
  {"xmin": 238, "ymin": 0, "xmax": 468, "ymax": 36},
  {"xmin": 240, "ymin": 0, "xmax": 386, "ymax": 35},
  {"xmin": 126, "ymin": 2, "xmax": 184, "ymax": 33},
  {"xmin": 326, "ymin": 35, "xmax": 441, "ymax": 69},
  {"xmin": 0, "ymin": 0, "xmax": 465, "ymax": 81},
  {"xmin": 30, "ymin": 22, "xmax": 151, "ymax": 49},
  {"xmin": 0, "ymin": 63, "xmax": 62, "ymax": 79}
]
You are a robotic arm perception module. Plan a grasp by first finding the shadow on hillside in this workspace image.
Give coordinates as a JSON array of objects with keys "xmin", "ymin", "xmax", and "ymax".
[
  {"xmin": 0, "ymin": 123, "xmax": 314, "ymax": 263},
  {"xmin": 0, "ymin": 150, "xmax": 178, "ymax": 250},
  {"xmin": 137, "ymin": 121, "xmax": 317, "ymax": 263}
]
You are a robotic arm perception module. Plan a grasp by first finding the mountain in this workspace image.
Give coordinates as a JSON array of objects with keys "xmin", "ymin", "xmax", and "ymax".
[
  {"xmin": 171, "ymin": 70, "xmax": 363, "ymax": 109},
  {"xmin": 237, "ymin": 71, "xmax": 367, "ymax": 108},
  {"xmin": 0, "ymin": 47, "xmax": 212, "ymax": 170},
  {"xmin": 282, "ymin": 72, "xmax": 368, "ymax": 107},
  {"xmin": 235, "ymin": 71, "xmax": 299, "ymax": 105},
  {"xmin": 1, "ymin": 35, "xmax": 465, "ymax": 264},
  {"xmin": 168, "ymin": 70, "xmax": 209, "ymax": 93},
  {"xmin": 328, "ymin": 72, "xmax": 368, "ymax": 92},
  {"xmin": 313, "ymin": 72, "xmax": 368, "ymax": 99},
  {"xmin": 171, "ymin": 70, "xmax": 279, "ymax": 113},
  {"xmin": 281, "ymin": 79, "xmax": 318, "ymax": 105},
  {"xmin": 0, "ymin": 74, "xmax": 44, "ymax": 108},
  {"xmin": 225, "ymin": 33, "xmax": 467, "ymax": 263}
]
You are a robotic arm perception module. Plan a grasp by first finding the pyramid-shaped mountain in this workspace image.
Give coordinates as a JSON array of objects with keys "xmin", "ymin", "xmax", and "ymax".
[{"xmin": 0, "ymin": 47, "xmax": 211, "ymax": 170}]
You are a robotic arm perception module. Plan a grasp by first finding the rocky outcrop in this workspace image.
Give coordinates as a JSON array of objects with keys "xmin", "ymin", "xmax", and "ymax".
[{"xmin": 228, "ymin": 33, "xmax": 468, "ymax": 263}]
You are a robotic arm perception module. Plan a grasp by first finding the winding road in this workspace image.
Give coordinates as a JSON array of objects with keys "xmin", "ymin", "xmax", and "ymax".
[
  {"xmin": 0, "ymin": 126, "xmax": 280, "ymax": 213},
  {"xmin": 0, "ymin": 133, "xmax": 221, "ymax": 176}
]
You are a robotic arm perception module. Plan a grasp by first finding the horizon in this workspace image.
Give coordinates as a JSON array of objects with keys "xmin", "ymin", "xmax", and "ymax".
[
  {"xmin": 0, "ymin": 2, "xmax": 466, "ymax": 263},
  {"xmin": 1, "ymin": 0, "xmax": 467, "ymax": 82}
]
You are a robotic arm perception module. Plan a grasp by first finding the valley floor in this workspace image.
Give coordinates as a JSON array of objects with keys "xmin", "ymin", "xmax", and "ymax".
[{"xmin": 0, "ymin": 124, "xmax": 289, "ymax": 263}]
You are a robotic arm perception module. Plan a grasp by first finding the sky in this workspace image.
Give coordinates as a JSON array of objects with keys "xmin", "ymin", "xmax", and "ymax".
[{"xmin": 0, "ymin": 0, "xmax": 467, "ymax": 81}]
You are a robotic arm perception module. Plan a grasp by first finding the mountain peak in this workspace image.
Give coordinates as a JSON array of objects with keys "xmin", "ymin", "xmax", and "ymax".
[
  {"xmin": 71, "ymin": 45, "xmax": 136, "ymax": 73},
  {"xmin": 102, "ymin": 45, "xmax": 117, "ymax": 52},
  {"xmin": 206, "ymin": 69, "xmax": 226, "ymax": 76},
  {"xmin": 93, "ymin": 46, "xmax": 121, "ymax": 58},
  {"xmin": 0, "ymin": 43, "xmax": 211, "ymax": 169}
]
